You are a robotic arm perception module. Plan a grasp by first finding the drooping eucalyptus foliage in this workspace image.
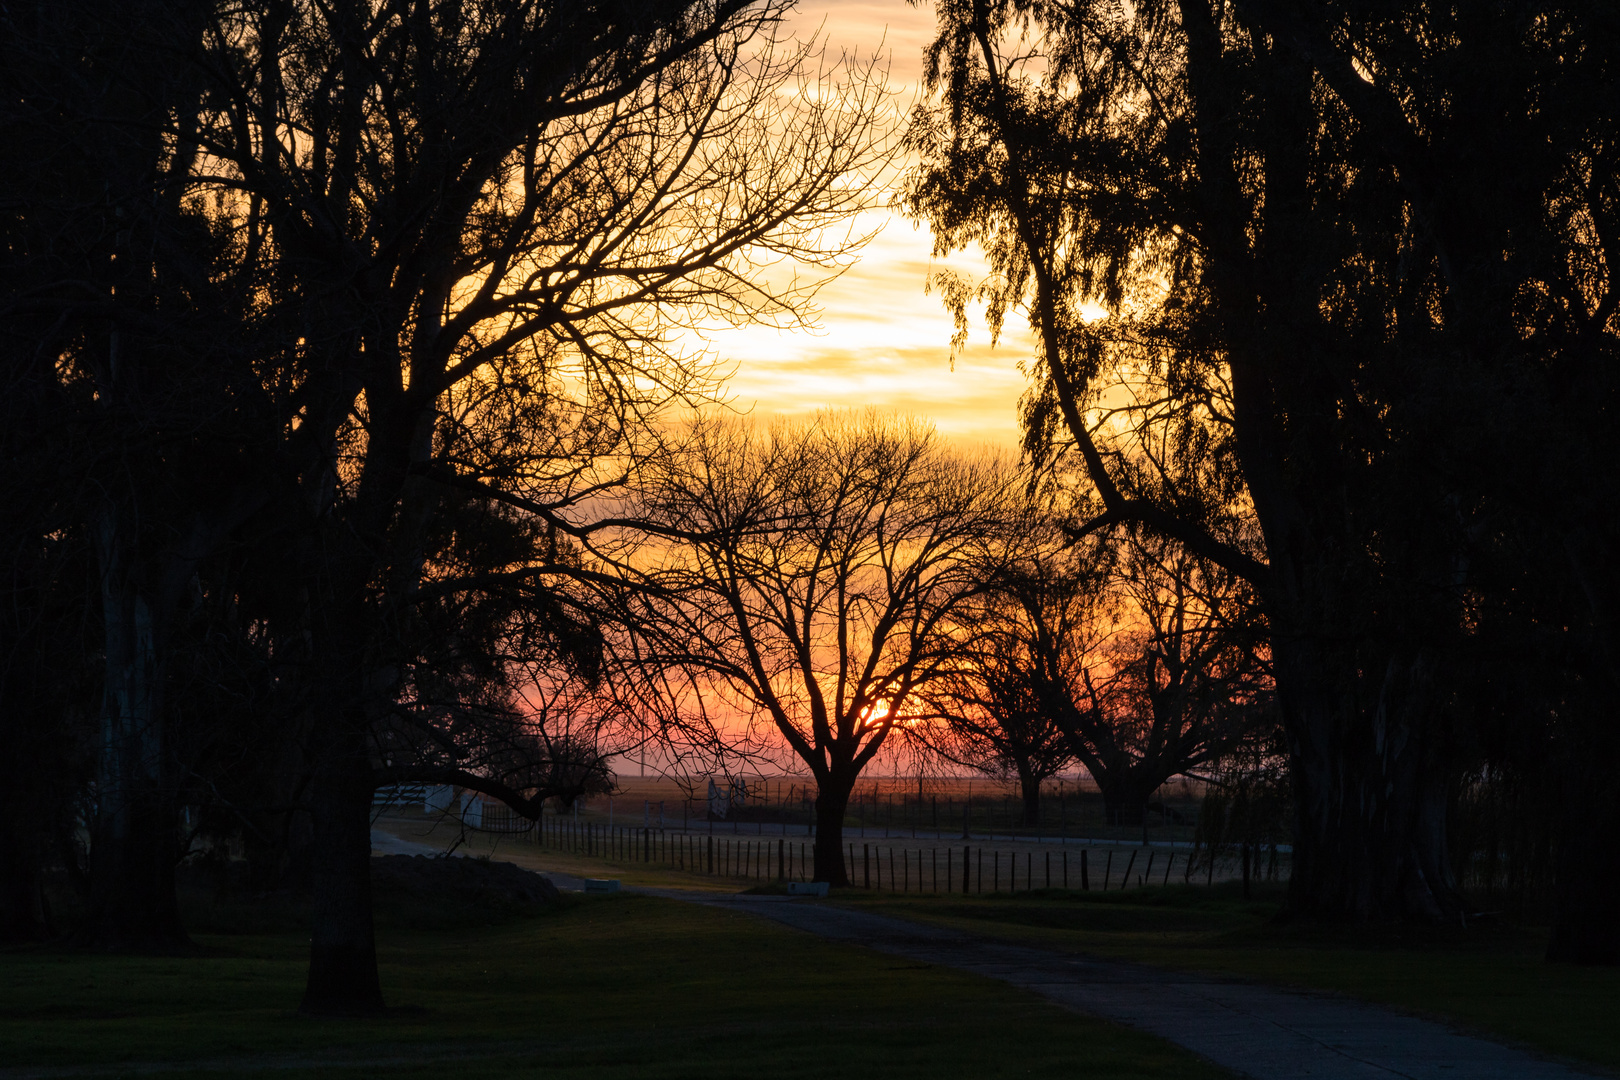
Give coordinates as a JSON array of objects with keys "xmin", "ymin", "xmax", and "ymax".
[{"xmin": 907, "ymin": 0, "xmax": 1620, "ymax": 953}]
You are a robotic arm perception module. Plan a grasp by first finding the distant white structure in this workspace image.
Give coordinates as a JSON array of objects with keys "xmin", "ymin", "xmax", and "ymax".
[
  {"xmin": 426, "ymin": 785, "xmax": 457, "ymax": 814},
  {"xmin": 707, "ymin": 777, "xmax": 748, "ymax": 819}
]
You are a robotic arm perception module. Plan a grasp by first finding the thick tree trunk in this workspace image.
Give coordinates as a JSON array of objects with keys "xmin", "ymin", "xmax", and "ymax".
[
  {"xmin": 1546, "ymin": 535, "xmax": 1620, "ymax": 964},
  {"xmin": 87, "ymin": 784, "xmax": 187, "ymax": 948},
  {"xmin": 1278, "ymin": 641, "xmax": 1462, "ymax": 921},
  {"xmin": 812, "ymin": 781, "xmax": 852, "ymax": 886},
  {"xmin": 85, "ymin": 526, "xmax": 188, "ymax": 949},
  {"xmin": 1095, "ymin": 771, "xmax": 1156, "ymax": 828},
  {"xmin": 1177, "ymin": 0, "xmax": 1463, "ymax": 925},
  {"xmin": 300, "ymin": 715, "xmax": 384, "ymax": 1016},
  {"xmin": 1546, "ymin": 765, "xmax": 1620, "ymax": 964},
  {"xmin": 1016, "ymin": 768, "xmax": 1042, "ymax": 827},
  {"xmin": 0, "ymin": 831, "xmax": 50, "ymax": 943},
  {"xmin": 0, "ymin": 684, "xmax": 58, "ymax": 943}
]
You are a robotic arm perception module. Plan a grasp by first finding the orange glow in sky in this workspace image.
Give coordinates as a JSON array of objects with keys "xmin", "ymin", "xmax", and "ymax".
[{"xmin": 716, "ymin": 1, "xmax": 1034, "ymax": 451}]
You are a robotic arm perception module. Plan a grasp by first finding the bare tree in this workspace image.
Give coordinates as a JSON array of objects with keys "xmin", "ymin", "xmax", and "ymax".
[
  {"xmin": 910, "ymin": 591, "xmax": 1074, "ymax": 827},
  {"xmin": 630, "ymin": 411, "xmax": 1020, "ymax": 884},
  {"xmin": 950, "ymin": 530, "xmax": 1269, "ymax": 830}
]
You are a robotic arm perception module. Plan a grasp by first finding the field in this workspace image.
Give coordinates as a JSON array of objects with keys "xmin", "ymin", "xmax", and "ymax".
[
  {"xmin": 0, "ymin": 892, "xmax": 1229, "ymax": 1080},
  {"xmin": 8, "ymin": 810, "xmax": 1609, "ymax": 1079},
  {"xmin": 497, "ymin": 772, "xmax": 1217, "ymax": 848},
  {"xmin": 375, "ymin": 819, "xmax": 1620, "ymax": 1075}
]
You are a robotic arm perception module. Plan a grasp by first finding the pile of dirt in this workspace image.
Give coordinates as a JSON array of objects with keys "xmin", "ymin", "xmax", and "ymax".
[{"xmin": 369, "ymin": 854, "xmax": 565, "ymax": 928}]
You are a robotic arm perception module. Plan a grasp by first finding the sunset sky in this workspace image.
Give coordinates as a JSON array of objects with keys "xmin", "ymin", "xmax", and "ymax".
[{"xmin": 714, "ymin": 1, "xmax": 1035, "ymax": 451}]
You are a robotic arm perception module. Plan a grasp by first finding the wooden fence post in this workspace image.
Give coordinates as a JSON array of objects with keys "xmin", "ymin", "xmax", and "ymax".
[
  {"xmin": 1081, "ymin": 849, "xmax": 1090, "ymax": 891},
  {"xmin": 1122, "ymin": 848, "xmax": 1137, "ymax": 890}
]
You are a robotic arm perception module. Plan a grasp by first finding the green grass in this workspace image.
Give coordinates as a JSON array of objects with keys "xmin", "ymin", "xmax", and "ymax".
[
  {"xmin": 833, "ymin": 882, "xmax": 1620, "ymax": 1071},
  {"xmin": 0, "ymin": 892, "xmax": 1232, "ymax": 1079}
]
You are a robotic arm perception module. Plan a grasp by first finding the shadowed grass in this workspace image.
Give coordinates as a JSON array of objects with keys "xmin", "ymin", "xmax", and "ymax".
[
  {"xmin": 833, "ymin": 882, "xmax": 1620, "ymax": 1072},
  {"xmin": 365, "ymin": 823, "xmax": 1620, "ymax": 1070},
  {"xmin": 0, "ymin": 892, "xmax": 1232, "ymax": 1079}
]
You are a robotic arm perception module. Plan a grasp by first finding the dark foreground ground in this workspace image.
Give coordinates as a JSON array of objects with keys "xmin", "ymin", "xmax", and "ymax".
[
  {"xmin": 0, "ymin": 862, "xmax": 1228, "ymax": 1080},
  {"xmin": 3, "ymin": 847, "xmax": 1615, "ymax": 1079}
]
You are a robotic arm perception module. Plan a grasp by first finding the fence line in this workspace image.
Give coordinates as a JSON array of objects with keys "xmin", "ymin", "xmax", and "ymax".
[{"xmin": 493, "ymin": 813, "xmax": 1280, "ymax": 892}]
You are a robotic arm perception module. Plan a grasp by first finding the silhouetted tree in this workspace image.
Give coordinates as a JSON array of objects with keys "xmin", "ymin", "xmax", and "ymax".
[
  {"xmin": 912, "ymin": 637, "xmax": 1075, "ymax": 827},
  {"xmin": 905, "ymin": 0, "xmax": 1581, "ymax": 925},
  {"xmin": 1, "ymin": 0, "xmax": 292, "ymax": 948},
  {"xmin": 631, "ymin": 412, "xmax": 1020, "ymax": 884},
  {"xmin": 3, "ymin": 0, "xmax": 890, "ymax": 1006},
  {"xmin": 932, "ymin": 527, "xmax": 1266, "ymax": 829},
  {"xmin": 173, "ymin": 0, "xmax": 887, "ymax": 1012}
]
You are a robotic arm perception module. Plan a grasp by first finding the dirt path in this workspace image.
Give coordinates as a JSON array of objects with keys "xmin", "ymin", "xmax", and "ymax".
[{"xmin": 651, "ymin": 891, "xmax": 1604, "ymax": 1080}]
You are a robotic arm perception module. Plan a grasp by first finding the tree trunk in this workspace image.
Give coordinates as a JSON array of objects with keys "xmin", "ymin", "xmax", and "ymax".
[
  {"xmin": 1177, "ymin": 0, "xmax": 1463, "ymax": 925},
  {"xmin": 1017, "ymin": 768, "xmax": 1042, "ymax": 827},
  {"xmin": 1279, "ymin": 642, "xmax": 1462, "ymax": 921},
  {"xmin": 1545, "ymin": 534, "xmax": 1620, "ymax": 964},
  {"xmin": 1094, "ymin": 770, "xmax": 1155, "ymax": 828},
  {"xmin": 84, "ymin": 526, "xmax": 188, "ymax": 949},
  {"xmin": 0, "ymin": 830, "xmax": 50, "ymax": 943},
  {"xmin": 1546, "ymin": 765, "xmax": 1620, "ymax": 964},
  {"xmin": 299, "ymin": 716, "xmax": 384, "ymax": 1016},
  {"xmin": 812, "ymin": 781, "xmax": 852, "ymax": 886},
  {"xmin": 0, "ymin": 671, "xmax": 61, "ymax": 943}
]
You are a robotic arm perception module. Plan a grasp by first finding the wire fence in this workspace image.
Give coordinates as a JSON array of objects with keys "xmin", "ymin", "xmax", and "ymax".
[{"xmin": 459, "ymin": 810, "xmax": 1286, "ymax": 892}]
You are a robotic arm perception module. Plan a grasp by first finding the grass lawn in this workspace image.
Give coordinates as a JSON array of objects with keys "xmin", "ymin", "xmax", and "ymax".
[
  {"xmin": 0, "ymin": 892, "xmax": 1233, "ymax": 1079},
  {"xmin": 832, "ymin": 883, "xmax": 1620, "ymax": 1073}
]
